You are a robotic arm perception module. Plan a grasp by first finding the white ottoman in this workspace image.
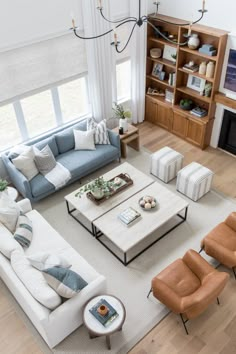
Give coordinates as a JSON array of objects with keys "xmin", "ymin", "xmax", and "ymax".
[
  {"xmin": 176, "ymin": 162, "xmax": 214, "ymax": 201},
  {"xmin": 150, "ymin": 147, "xmax": 184, "ymax": 183}
]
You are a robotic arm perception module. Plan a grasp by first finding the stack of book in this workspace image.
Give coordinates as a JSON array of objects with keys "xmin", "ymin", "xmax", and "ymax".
[
  {"xmin": 118, "ymin": 207, "xmax": 141, "ymax": 225},
  {"xmin": 183, "ymin": 63, "xmax": 199, "ymax": 72},
  {"xmin": 89, "ymin": 299, "xmax": 119, "ymax": 327},
  {"xmin": 190, "ymin": 107, "xmax": 207, "ymax": 118}
]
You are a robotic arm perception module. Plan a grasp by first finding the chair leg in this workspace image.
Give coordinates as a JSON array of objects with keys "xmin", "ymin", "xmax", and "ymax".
[
  {"xmin": 198, "ymin": 248, "xmax": 203, "ymax": 254},
  {"xmin": 147, "ymin": 288, "xmax": 152, "ymax": 298},
  {"xmin": 217, "ymin": 297, "xmax": 220, "ymax": 305},
  {"xmin": 232, "ymin": 267, "xmax": 236, "ymax": 280},
  {"xmin": 180, "ymin": 314, "xmax": 189, "ymax": 335}
]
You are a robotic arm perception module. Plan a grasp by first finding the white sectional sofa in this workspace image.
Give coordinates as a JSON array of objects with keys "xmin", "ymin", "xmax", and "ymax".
[{"xmin": 0, "ymin": 199, "xmax": 106, "ymax": 348}]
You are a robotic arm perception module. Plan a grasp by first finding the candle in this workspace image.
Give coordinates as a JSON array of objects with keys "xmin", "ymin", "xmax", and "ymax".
[
  {"xmin": 72, "ymin": 18, "xmax": 75, "ymax": 29},
  {"xmin": 202, "ymin": 0, "xmax": 205, "ymax": 11},
  {"xmin": 114, "ymin": 30, "xmax": 118, "ymax": 46},
  {"xmin": 98, "ymin": 0, "xmax": 102, "ymax": 8},
  {"xmin": 188, "ymin": 22, "xmax": 192, "ymax": 36}
]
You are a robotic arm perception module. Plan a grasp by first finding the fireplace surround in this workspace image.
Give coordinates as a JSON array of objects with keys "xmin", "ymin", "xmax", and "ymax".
[{"xmin": 218, "ymin": 110, "xmax": 236, "ymax": 155}]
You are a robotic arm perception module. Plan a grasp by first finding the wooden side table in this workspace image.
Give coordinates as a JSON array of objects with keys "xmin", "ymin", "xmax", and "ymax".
[
  {"xmin": 83, "ymin": 295, "xmax": 126, "ymax": 350},
  {"xmin": 113, "ymin": 124, "xmax": 140, "ymax": 158}
]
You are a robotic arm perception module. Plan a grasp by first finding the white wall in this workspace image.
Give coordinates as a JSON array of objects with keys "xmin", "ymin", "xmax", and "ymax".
[{"xmin": 148, "ymin": 0, "xmax": 236, "ymax": 32}]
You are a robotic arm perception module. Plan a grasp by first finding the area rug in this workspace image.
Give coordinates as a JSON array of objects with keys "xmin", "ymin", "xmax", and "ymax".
[{"xmin": 6, "ymin": 148, "xmax": 236, "ymax": 354}]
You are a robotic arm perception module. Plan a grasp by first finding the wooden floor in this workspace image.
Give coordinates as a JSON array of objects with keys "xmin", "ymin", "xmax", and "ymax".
[{"xmin": 0, "ymin": 122, "xmax": 235, "ymax": 354}]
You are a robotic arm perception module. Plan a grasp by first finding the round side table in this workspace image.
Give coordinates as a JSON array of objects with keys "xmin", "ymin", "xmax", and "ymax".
[
  {"xmin": 6, "ymin": 186, "xmax": 19, "ymax": 201},
  {"xmin": 83, "ymin": 295, "xmax": 126, "ymax": 350}
]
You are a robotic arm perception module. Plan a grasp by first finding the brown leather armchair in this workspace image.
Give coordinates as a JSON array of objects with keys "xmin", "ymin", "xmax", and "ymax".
[
  {"xmin": 201, "ymin": 212, "xmax": 236, "ymax": 277},
  {"xmin": 148, "ymin": 249, "xmax": 229, "ymax": 334}
]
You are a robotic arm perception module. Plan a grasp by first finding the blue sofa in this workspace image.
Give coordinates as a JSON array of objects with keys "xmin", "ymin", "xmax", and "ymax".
[{"xmin": 2, "ymin": 120, "xmax": 121, "ymax": 202}]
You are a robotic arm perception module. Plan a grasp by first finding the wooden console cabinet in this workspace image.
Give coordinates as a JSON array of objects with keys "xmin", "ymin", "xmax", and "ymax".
[{"xmin": 145, "ymin": 14, "xmax": 228, "ymax": 149}]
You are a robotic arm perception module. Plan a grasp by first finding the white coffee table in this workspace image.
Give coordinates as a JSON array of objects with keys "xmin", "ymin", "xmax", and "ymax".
[
  {"xmin": 64, "ymin": 162, "xmax": 154, "ymax": 235},
  {"xmin": 83, "ymin": 295, "xmax": 126, "ymax": 350},
  {"xmin": 93, "ymin": 182, "xmax": 189, "ymax": 265}
]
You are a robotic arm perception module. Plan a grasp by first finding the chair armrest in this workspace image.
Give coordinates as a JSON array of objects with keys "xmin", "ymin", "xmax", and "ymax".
[
  {"xmin": 182, "ymin": 249, "xmax": 216, "ymax": 280},
  {"xmin": 17, "ymin": 199, "xmax": 32, "ymax": 214},
  {"xmin": 204, "ymin": 238, "xmax": 236, "ymax": 268},
  {"xmin": 225, "ymin": 212, "xmax": 236, "ymax": 232},
  {"xmin": 1, "ymin": 154, "xmax": 33, "ymax": 200},
  {"xmin": 152, "ymin": 278, "xmax": 183, "ymax": 314},
  {"xmin": 107, "ymin": 129, "xmax": 121, "ymax": 155}
]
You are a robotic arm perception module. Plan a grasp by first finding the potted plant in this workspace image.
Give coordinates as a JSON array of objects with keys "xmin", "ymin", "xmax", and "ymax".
[
  {"xmin": 171, "ymin": 53, "xmax": 177, "ymax": 64},
  {"xmin": 75, "ymin": 177, "xmax": 114, "ymax": 200},
  {"xmin": 112, "ymin": 103, "xmax": 131, "ymax": 133},
  {"xmin": 0, "ymin": 179, "xmax": 8, "ymax": 192}
]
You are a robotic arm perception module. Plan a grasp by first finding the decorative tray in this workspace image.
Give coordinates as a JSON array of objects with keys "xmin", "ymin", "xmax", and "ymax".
[{"xmin": 86, "ymin": 173, "xmax": 133, "ymax": 205}]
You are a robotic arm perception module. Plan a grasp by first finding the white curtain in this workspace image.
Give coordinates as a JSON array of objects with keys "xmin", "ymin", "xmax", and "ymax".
[
  {"xmin": 130, "ymin": 0, "xmax": 147, "ymax": 124},
  {"xmin": 82, "ymin": 0, "xmax": 113, "ymax": 121}
]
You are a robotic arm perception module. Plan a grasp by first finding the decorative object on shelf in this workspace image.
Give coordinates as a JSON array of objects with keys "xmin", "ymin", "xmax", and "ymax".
[
  {"xmin": 97, "ymin": 304, "xmax": 109, "ymax": 316},
  {"xmin": 139, "ymin": 196, "xmax": 157, "ymax": 210},
  {"xmin": 198, "ymin": 61, "xmax": 207, "ymax": 75},
  {"xmin": 206, "ymin": 61, "xmax": 215, "ymax": 78},
  {"xmin": 150, "ymin": 48, "xmax": 162, "ymax": 59},
  {"xmin": 165, "ymin": 89, "xmax": 174, "ymax": 103},
  {"xmin": 180, "ymin": 98, "xmax": 194, "ymax": 111},
  {"xmin": 157, "ymin": 71, "xmax": 166, "ymax": 81},
  {"xmin": 163, "ymin": 45, "xmax": 177, "ymax": 62},
  {"xmin": 112, "ymin": 103, "xmax": 131, "ymax": 133},
  {"xmin": 70, "ymin": 0, "xmax": 208, "ymax": 51},
  {"xmin": 152, "ymin": 63, "xmax": 164, "ymax": 77},
  {"xmin": 187, "ymin": 74, "xmax": 206, "ymax": 93},
  {"xmin": 168, "ymin": 72, "xmax": 176, "ymax": 86},
  {"xmin": 204, "ymin": 82, "xmax": 212, "ymax": 97},
  {"xmin": 147, "ymin": 87, "xmax": 165, "ymax": 96},
  {"xmin": 190, "ymin": 106, "xmax": 207, "ymax": 117},
  {"xmin": 198, "ymin": 44, "xmax": 217, "ymax": 56},
  {"xmin": 75, "ymin": 176, "xmax": 114, "ymax": 200},
  {"xmin": 171, "ymin": 53, "xmax": 177, "ymax": 64},
  {"xmin": 183, "ymin": 61, "xmax": 199, "ymax": 72},
  {"xmin": 188, "ymin": 33, "xmax": 200, "ymax": 50}
]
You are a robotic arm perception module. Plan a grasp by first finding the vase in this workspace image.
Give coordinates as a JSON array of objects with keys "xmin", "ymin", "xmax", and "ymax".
[
  {"xmin": 97, "ymin": 304, "xmax": 108, "ymax": 316},
  {"xmin": 119, "ymin": 118, "xmax": 128, "ymax": 133},
  {"xmin": 188, "ymin": 34, "xmax": 200, "ymax": 50},
  {"xmin": 91, "ymin": 188, "xmax": 104, "ymax": 200}
]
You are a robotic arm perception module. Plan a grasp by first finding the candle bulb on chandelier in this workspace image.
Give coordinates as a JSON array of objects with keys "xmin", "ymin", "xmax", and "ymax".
[
  {"xmin": 202, "ymin": 0, "xmax": 206, "ymax": 11},
  {"xmin": 98, "ymin": 0, "xmax": 102, "ymax": 8},
  {"xmin": 114, "ymin": 30, "xmax": 118, "ymax": 46},
  {"xmin": 188, "ymin": 22, "xmax": 192, "ymax": 36}
]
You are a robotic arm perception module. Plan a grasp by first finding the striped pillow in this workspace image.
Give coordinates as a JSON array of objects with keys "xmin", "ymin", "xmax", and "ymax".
[
  {"xmin": 87, "ymin": 118, "xmax": 110, "ymax": 145},
  {"xmin": 14, "ymin": 213, "xmax": 33, "ymax": 248}
]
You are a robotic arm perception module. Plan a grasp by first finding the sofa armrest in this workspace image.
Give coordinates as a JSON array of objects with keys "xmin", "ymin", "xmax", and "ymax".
[
  {"xmin": 182, "ymin": 249, "xmax": 216, "ymax": 280},
  {"xmin": 152, "ymin": 277, "xmax": 183, "ymax": 314},
  {"xmin": 17, "ymin": 199, "xmax": 32, "ymax": 214},
  {"xmin": 1, "ymin": 154, "xmax": 33, "ymax": 200},
  {"xmin": 108, "ymin": 129, "xmax": 121, "ymax": 155},
  {"xmin": 225, "ymin": 212, "xmax": 236, "ymax": 232}
]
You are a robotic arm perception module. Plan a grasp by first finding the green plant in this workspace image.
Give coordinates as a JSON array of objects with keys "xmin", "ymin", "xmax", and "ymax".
[
  {"xmin": 75, "ymin": 177, "xmax": 114, "ymax": 198},
  {"xmin": 112, "ymin": 103, "xmax": 131, "ymax": 119},
  {"xmin": 0, "ymin": 179, "xmax": 8, "ymax": 192},
  {"xmin": 171, "ymin": 54, "xmax": 177, "ymax": 61}
]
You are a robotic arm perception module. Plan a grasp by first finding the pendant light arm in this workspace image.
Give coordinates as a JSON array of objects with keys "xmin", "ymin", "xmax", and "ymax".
[
  {"xmin": 99, "ymin": 8, "xmax": 137, "ymax": 24},
  {"xmin": 115, "ymin": 22, "xmax": 138, "ymax": 53},
  {"xmin": 146, "ymin": 20, "xmax": 188, "ymax": 46},
  {"xmin": 72, "ymin": 27, "xmax": 114, "ymax": 40}
]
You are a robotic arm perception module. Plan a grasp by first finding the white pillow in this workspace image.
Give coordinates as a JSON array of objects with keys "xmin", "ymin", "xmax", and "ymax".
[
  {"xmin": 27, "ymin": 252, "xmax": 72, "ymax": 271},
  {"xmin": 0, "ymin": 193, "xmax": 21, "ymax": 233},
  {"xmin": 11, "ymin": 249, "xmax": 62, "ymax": 310},
  {"xmin": 12, "ymin": 146, "xmax": 39, "ymax": 180},
  {"xmin": 0, "ymin": 223, "xmax": 23, "ymax": 259},
  {"xmin": 74, "ymin": 129, "xmax": 96, "ymax": 151}
]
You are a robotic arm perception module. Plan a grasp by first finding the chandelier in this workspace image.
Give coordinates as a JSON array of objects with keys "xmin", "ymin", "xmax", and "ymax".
[{"xmin": 71, "ymin": 0, "xmax": 208, "ymax": 53}]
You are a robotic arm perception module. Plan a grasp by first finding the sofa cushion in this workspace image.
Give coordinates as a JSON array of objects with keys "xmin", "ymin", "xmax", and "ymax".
[
  {"xmin": 34, "ymin": 136, "xmax": 59, "ymax": 157},
  {"xmin": 14, "ymin": 213, "xmax": 33, "ymax": 248},
  {"xmin": 0, "ymin": 223, "xmax": 23, "ymax": 258},
  {"xmin": 74, "ymin": 129, "xmax": 95, "ymax": 151},
  {"xmin": 56, "ymin": 145, "xmax": 118, "ymax": 179},
  {"xmin": 12, "ymin": 146, "xmax": 39, "ymax": 181},
  {"xmin": 55, "ymin": 128, "xmax": 74, "ymax": 154},
  {"xmin": 87, "ymin": 118, "xmax": 110, "ymax": 145},
  {"xmin": 11, "ymin": 249, "xmax": 62, "ymax": 309},
  {"xmin": 0, "ymin": 193, "xmax": 21, "ymax": 233},
  {"xmin": 43, "ymin": 267, "xmax": 88, "ymax": 299},
  {"xmin": 27, "ymin": 252, "xmax": 71, "ymax": 271},
  {"xmin": 34, "ymin": 145, "xmax": 57, "ymax": 175},
  {"xmin": 30, "ymin": 174, "xmax": 55, "ymax": 198}
]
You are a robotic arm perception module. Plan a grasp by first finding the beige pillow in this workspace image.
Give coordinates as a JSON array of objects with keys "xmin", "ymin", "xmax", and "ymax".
[
  {"xmin": 12, "ymin": 146, "xmax": 39, "ymax": 180},
  {"xmin": 0, "ymin": 193, "xmax": 21, "ymax": 233}
]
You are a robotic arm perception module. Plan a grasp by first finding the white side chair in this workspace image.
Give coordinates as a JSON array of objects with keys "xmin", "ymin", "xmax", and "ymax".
[
  {"xmin": 150, "ymin": 146, "xmax": 184, "ymax": 183},
  {"xmin": 176, "ymin": 162, "xmax": 214, "ymax": 201}
]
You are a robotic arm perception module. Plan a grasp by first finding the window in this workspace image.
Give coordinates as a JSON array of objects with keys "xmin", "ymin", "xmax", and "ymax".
[
  {"xmin": 58, "ymin": 77, "xmax": 90, "ymax": 123},
  {"xmin": 21, "ymin": 90, "xmax": 56, "ymax": 138},
  {"xmin": 116, "ymin": 59, "xmax": 131, "ymax": 103},
  {"xmin": 0, "ymin": 104, "xmax": 21, "ymax": 150}
]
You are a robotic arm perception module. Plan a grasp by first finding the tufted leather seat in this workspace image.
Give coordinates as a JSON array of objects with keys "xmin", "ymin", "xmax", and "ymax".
[
  {"xmin": 201, "ymin": 212, "xmax": 236, "ymax": 272},
  {"xmin": 149, "ymin": 249, "xmax": 229, "ymax": 333}
]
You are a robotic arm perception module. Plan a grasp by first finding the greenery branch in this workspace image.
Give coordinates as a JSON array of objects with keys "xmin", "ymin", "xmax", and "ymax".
[
  {"xmin": 75, "ymin": 177, "xmax": 114, "ymax": 198},
  {"xmin": 0, "ymin": 179, "xmax": 8, "ymax": 192},
  {"xmin": 112, "ymin": 102, "xmax": 131, "ymax": 119}
]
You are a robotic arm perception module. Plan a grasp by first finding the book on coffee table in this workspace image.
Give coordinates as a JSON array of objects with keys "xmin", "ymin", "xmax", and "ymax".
[
  {"xmin": 89, "ymin": 298, "xmax": 119, "ymax": 327},
  {"xmin": 118, "ymin": 207, "xmax": 141, "ymax": 225}
]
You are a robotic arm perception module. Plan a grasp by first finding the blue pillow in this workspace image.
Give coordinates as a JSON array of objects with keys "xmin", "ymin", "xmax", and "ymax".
[
  {"xmin": 55, "ymin": 128, "xmax": 74, "ymax": 154},
  {"xmin": 35, "ymin": 136, "xmax": 59, "ymax": 157}
]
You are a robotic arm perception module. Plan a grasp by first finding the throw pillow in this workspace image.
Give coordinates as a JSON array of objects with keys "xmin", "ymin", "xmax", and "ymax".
[
  {"xmin": 14, "ymin": 213, "xmax": 33, "ymax": 248},
  {"xmin": 8, "ymin": 144, "xmax": 29, "ymax": 160},
  {"xmin": 0, "ymin": 223, "xmax": 23, "ymax": 259},
  {"xmin": 12, "ymin": 146, "xmax": 39, "ymax": 180},
  {"xmin": 43, "ymin": 266, "xmax": 88, "ymax": 298},
  {"xmin": 0, "ymin": 193, "xmax": 21, "ymax": 233},
  {"xmin": 74, "ymin": 129, "xmax": 96, "ymax": 151},
  {"xmin": 27, "ymin": 252, "xmax": 71, "ymax": 271},
  {"xmin": 87, "ymin": 118, "xmax": 110, "ymax": 145},
  {"xmin": 34, "ymin": 145, "xmax": 57, "ymax": 175}
]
